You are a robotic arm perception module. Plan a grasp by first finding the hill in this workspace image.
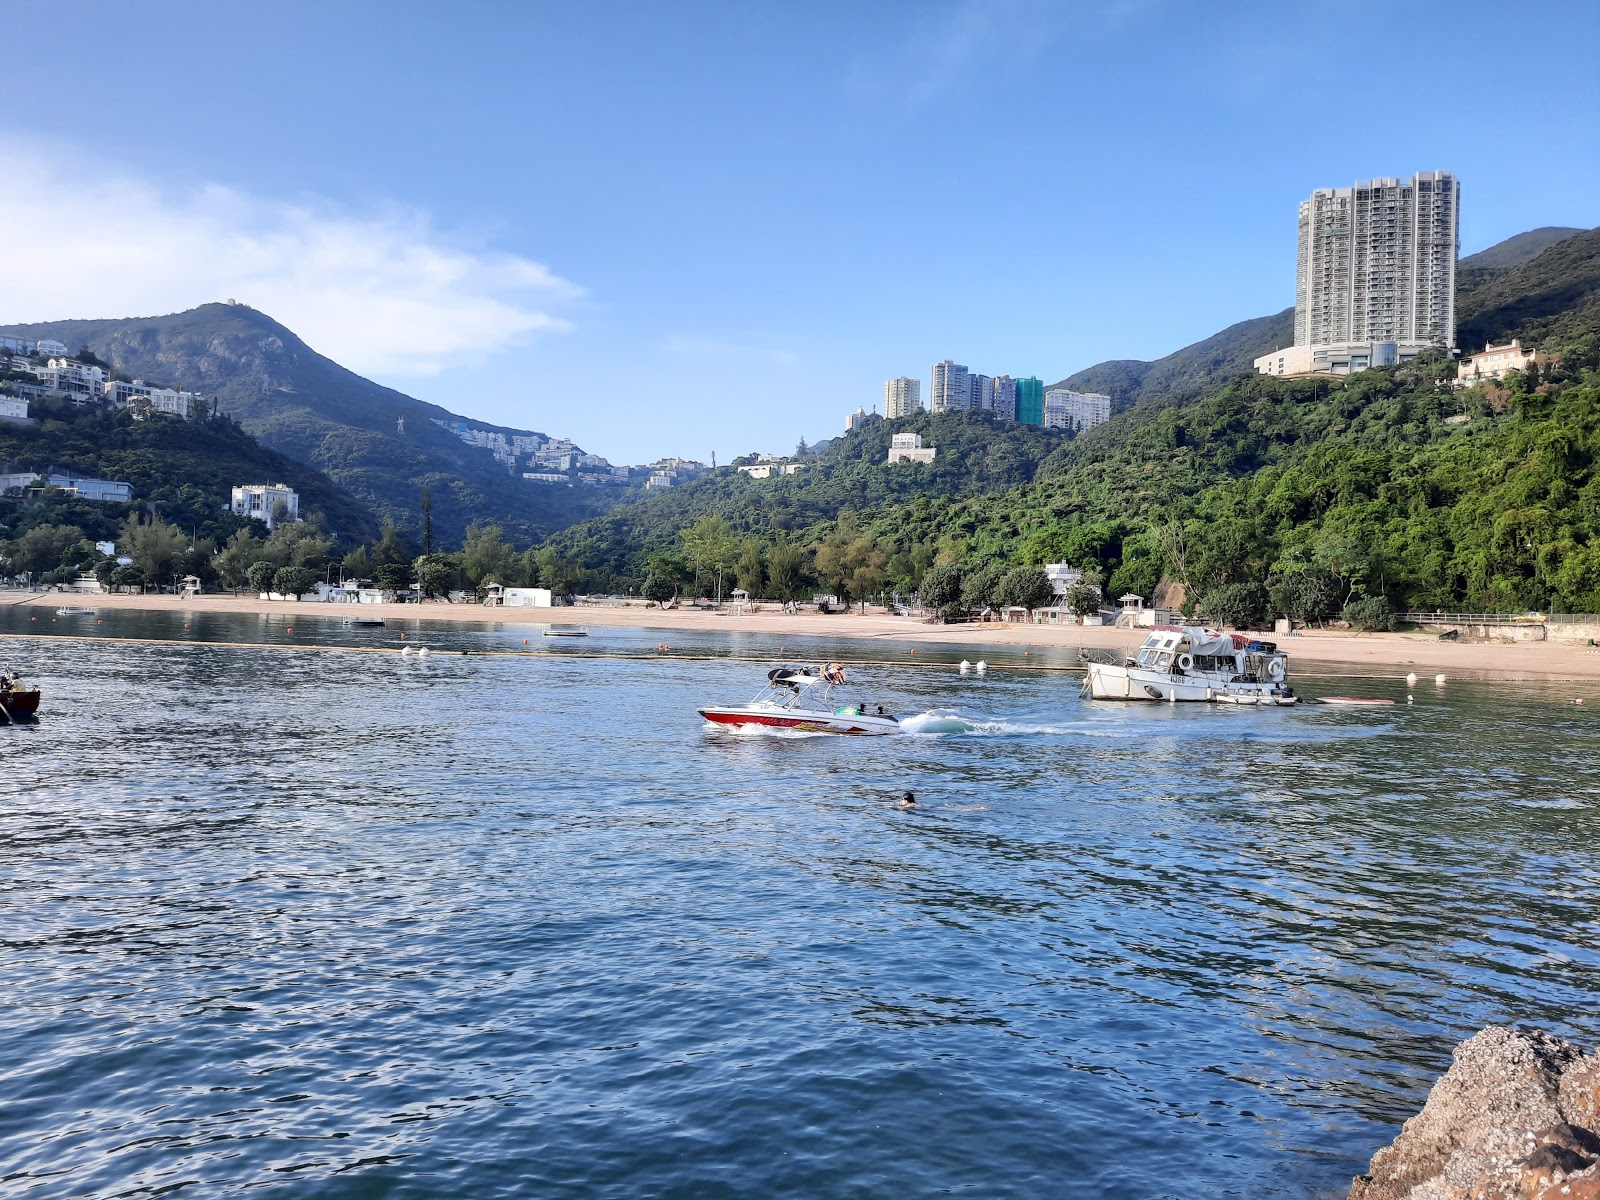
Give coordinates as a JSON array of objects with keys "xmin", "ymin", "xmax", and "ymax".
[
  {"xmin": 549, "ymin": 410, "xmax": 1069, "ymax": 583},
  {"xmin": 1459, "ymin": 226, "xmax": 1584, "ymax": 270},
  {"xmin": 0, "ymin": 304, "xmax": 619, "ymax": 546},
  {"xmin": 1456, "ymin": 226, "xmax": 1600, "ymax": 353},
  {"xmin": 1049, "ymin": 309, "xmax": 1294, "ymax": 413}
]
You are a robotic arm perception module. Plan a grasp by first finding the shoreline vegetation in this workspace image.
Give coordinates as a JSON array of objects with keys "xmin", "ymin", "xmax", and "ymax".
[{"xmin": 13, "ymin": 591, "xmax": 1600, "ymax": 682}]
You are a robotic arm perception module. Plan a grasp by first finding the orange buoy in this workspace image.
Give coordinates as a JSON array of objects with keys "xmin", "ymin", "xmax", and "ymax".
[{"xmin": 286, "ymin": 627, "xmax": 293, "ymax": 633}]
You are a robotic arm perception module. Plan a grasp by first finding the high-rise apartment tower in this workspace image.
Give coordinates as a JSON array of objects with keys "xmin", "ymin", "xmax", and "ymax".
[
  {"xmin": 884, "ymin": 376, "xmax": 922, "ymax": 418},
  {"xmin": 930, "ymin": 360, "xmax": 970, "ymax": 413},
  {"xmin": 990, "ymin": 375, "xmax": 1017, "ymax": 422},
  {"xmin": 1015, "ymin": 378, "xmax": 1044, "ymax": 426}
]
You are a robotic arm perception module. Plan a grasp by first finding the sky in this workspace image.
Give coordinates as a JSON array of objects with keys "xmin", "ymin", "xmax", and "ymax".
[{"xmin": 3, "ymin": 0, "xmax": 1597, "ymax": 464}]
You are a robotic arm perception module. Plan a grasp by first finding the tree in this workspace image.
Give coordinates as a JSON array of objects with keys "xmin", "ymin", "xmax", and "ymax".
[
  {"xmin": 1269, "ymin": 567, "xmax": 1341, "ymax": 624},
  {"xmin": 121, "ymin": 514, "xmax": 188, "ymax": 588},
  {"xmin": 680, "ymin": 515, "xmax": 736, "ymax": 598},
  {"xmin": 642, "ymin": 573, "xmax": 676, "ymax": 605},
  {"xmin": 1343, "ymin": 595, "xmax": 1397, "ymax": 631},
  {"xmin": 263, "ymin": 522, "xmax": 334, "ymax": 571},
  {"xmin": 767, "ymin": 542, "xmax": 806, "ymax": 601},
  {"xmin": 1202, "ymin": 581, "xmax": 1270, "ymax": 629},
  {"xmin": 734, "ymin": 539, "xmax": 764, "ymax": 596},
  {"xmin": 247, "ymin": 560, "xmax": 278, "ymax": 594},
  {"xmin": 1063, "ymin": 582, "xmax": 1102, "ymax": 617},
  {"xmin": 215, "ymin": 529, "xmax": 266, "ymax": 591},
  {"xmin": 960, "ymin": 561, "xmax": 1006, "ymax": 611},
  {"xmin": 4, "ymin": 523, "xmax": 91, "ymax": 582},
  {"xmin": 272, "ymin": 566, "xmax": 316, "ymax": 599},
  {"xmin": 414, "ymin": 555, "xmax": 456, "ymax": 599},
  {"xmin": 461, "ymin": 523, "xmax": 516, "ymax": 588},
  {"xmin": 919, "ymin": 562, "xmax": 964, "ymax": 610},
  {"xmin": 995, "ymin": 565, "xmax": 1053, "ymax": 613},
  {"xmin": 420, "ymin": 487, "xmax": 434, "ymax": 555},
  {"xmin": 111, "ymin": 563, "xmax": 146, "ymax": 591},
  {"xmin": 375, "ymin": 562, "xmax": 410, "ymax": 593},
  {"xmin": 373, "ymin": 520, "xmax": 409, "ymax": 566}
]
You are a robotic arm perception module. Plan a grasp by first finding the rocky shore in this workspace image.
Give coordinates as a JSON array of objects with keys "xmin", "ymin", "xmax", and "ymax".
[{"xmin": 1350, "ymin": 1027, "xmax": 1600, "ymax": 1199}]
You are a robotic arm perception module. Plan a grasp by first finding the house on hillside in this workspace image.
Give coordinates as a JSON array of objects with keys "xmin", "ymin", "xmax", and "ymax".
[
  {"xmin": 1455, "ymin": 339, "xmax": 1557, "ymax": 387},
  {"xmin": 231, "ymin": 483, "xmax": 300, "ymax": 530},
  {"xmin": 886, "ymin": 432, "xmax": 936, "ymax": 464}
]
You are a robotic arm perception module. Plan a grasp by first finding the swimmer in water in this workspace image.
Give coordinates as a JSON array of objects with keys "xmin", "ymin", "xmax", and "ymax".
[{"xmin": 899, "ymin": 791, "xmax": 917, "ymax": 808}]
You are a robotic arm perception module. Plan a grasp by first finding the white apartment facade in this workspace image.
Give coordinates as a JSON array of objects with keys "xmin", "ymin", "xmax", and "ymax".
[
  {"xmin": 0, "ymin": 397, "xmax": 28, "ymax": 421},
  {"xmin": 886, "ymin": 432, "xmax": 936, "ymax": 464},
  {"xmin": 1260, "ymin": 170, "xmax": 1459, "ymax": 377},
  {"xmin": 990, "ymin": 376, "xmax": 1017, "ymax": 422},
  {"xmin": 106, "ymin": 379, "xmax": 198, "ymax": 419},
  {"xmin": 884, "ymin": 376, "xmax": 922, "ymax": 418},
  {"xmin": 1043, "ymin": 389, "xmax": 1111, "ymax": 432},
  {"xmin": 231, "ymin": 483, "xmax": 300, "ymax": 529},
  {"xmin": 1456, "ymin": 338, "xmax": 1552, "ymax": 386}
]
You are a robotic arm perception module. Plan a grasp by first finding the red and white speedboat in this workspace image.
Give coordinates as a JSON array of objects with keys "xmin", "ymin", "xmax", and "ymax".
[{"xmin": 699, "ymin": 665, "xmax": 900, "ymax": 736}]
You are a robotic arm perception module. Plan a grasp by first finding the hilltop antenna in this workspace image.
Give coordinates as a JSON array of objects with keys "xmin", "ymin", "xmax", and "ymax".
[{"xmin": 397, "ymin": 415, "xmax": 406, "ymax": 435}]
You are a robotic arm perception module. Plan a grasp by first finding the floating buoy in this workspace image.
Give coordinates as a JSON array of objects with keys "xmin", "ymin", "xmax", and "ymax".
[
  {"xmin": 959, "ymin": 660, "xmax": 971, "ymax": 674},
  {"xmin": 417, "ymin": 647, "xmax": 430, "ymax": 658},
  {"xmin": 286, "ymin": 627, "xmax": 293, "ymax": 633},
  {"xmin": 1407, "ymin": 695, "xmax": 1414, "ymax": 704},
  {"xmin": 1435, "ymin": 674, "xmax": 1446, "ymax": 684},
  {"xmin": 1405, "ymin": 672, "xmax": 1418, "ymax": 685},
  {"xmin": 1576, "ymin": 698, "xmax": 1585, "ymax": 705},
  {"xmin": 401, "ymin": 646, "xmax": 413, "ymax": 656},
  {"xmin": 909, "ymin": 649, "xmax": 916, "ymax": 655},
  {"xmin": 184, "ymin": 623, "xmax": 189, "ymax": 629},
  {"xmin": 975, "ymin": 660, "xmax": 988, "ymax": 673},
  {"xmin": 1023, "ymin": 650, "xmax": 1030, "ymax": 656}
]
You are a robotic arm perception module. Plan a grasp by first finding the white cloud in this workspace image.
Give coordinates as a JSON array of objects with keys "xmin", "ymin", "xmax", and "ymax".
[
  {"xmin": 663, "ymin": 335, "xmax": 798, "ymax": 368},
  {"xmin": 0, "ymin": 147, "xmax": 579, "ymax": 377}
]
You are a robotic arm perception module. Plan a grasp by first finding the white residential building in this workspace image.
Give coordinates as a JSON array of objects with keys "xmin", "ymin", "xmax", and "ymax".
[
  {"xmin": 231, "ymin": 483, "xmax": 300, "ymax": 529},
  {"xmin": 106, "ymin": 379, "xmax": 198, "ymax": 419},
  {"xmin": 738, "ymin": 463, "xmax": 775, "ymax": 479},
  {"xmin": 779, "ymin": 462, "xmax": 805, "ymax": 475},
  {"xmin": 1456, "ymin": 338, "xmax": 1552, "ymax": 386},
  {"xmin": 37, "ymin": 339, "xmax": 67, "ymax": 355},
  {"xmin": 15, "ymin": 472, "xmax": 134, "ymax": 502},
  {"xmin": 1044, "ymin": 389, "xmax": 1111, "ymax": 432},
  {"xmin": 647, "ymin": 472, "xmax": 676, "ymax": 489},
  {"xmin": 0, "ymin": 397, "xmax": 28, "ymax": 422},
  {"xmin": 930, "ymin": 360, "xmax": 970, "ymax": 413},
  {"xmin": 522, "ymin": 471, "xmax": 568, "ymax": 483},
  {"xmin": 36, "ymin": 358, "xmax": 105, "ymax": 401},
  {"xmin": 1257, "ymin": 170, "xmax": 1459, "ymax": 377},
  {"xmin": 845, "ymin": 406, "xmax": 881, "ymax": 433},
  {"xmin": 969, "ymin": 373, "xmax": 993, "ymax": 412},
  {"xmin": 991, "ymin": 375, "xmax": 1017, "ymax": 422},
  {"xmin": 884, "ymin": 376, "xmax": 922, "ymax": 418},
  {"xmin": 886, "ymin": 432, "xmax": 936, "ymax": 465}
]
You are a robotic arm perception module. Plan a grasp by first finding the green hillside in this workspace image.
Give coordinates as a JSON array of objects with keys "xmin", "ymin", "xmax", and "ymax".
[
  {"xmin": 1456, "ymin": 226, "xmax": 1600, "ymax": 353},
  {"xmin": 1459, "ymin": 226, "xmax": 1584, "ymax": 270},
  {"xmin": 549, "ymin": 411, "xmax": 1067, "ymax": 583},
  {"xmin": 0, "ymin": 304, "xmax": 619, "ymax": 545}
]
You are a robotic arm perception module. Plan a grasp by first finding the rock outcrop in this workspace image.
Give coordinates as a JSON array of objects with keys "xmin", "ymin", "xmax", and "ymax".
[{"xmin": 1350, "ymin": 1026, "xmax": 1600, "ymax": 1200}]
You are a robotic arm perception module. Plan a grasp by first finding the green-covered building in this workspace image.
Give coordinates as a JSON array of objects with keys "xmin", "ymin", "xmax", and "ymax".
[{"xmin": 1015, "ymin": 377, "xmax": 1044, "ymax": 425}]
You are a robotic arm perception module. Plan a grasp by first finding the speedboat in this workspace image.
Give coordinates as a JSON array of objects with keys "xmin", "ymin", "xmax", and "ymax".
[
  {"xmin": 344, "ymin": 617, "xmax": 385, "ymax": 627},
  {"xmin": 699, "ymin": 664, "xmax": 900, "ymax": 735},
  {"xmin": 55, "ymin": 606, "xmax": 96, "ymax": 616},
  {"xmin": 1084, "ymin": 626, "xmax": 1297, "ymax": 704}
]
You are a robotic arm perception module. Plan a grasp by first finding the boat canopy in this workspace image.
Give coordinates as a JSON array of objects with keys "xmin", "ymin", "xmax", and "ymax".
[
  {"xmin": 768, "ymin": 667, "xmax": 825, "ymax": 687},
  {"xmin": 1177, "ymin": 627, "xmax": 1239, "ymax": 656}
]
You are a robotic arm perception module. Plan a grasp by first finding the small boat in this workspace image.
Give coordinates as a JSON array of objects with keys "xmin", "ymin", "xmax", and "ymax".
[
  {"xmin": 344, "ymin": 617, "xmax": 386, "ymax": 627},
  {"xmin": 543, "ymin": 627, "xmax": 588, "ymax": 637},
  {"xmin": 55, "ymin": 606, "xmax": 96, "ymax": 616},
  {"xmin": 699, "ymin": 664, "xmax": 900, "ymax": 735},
  {"xmin": 0, "ymin": 671, "xmax": 40, "ymax": 722},
  {"xmin": 1084, "ymin": 626, "xmax": 1296, "ymax": 705},
  {"xmin": 1316, "ymin": 696, "xmax": 1397, "ymax": 706}
]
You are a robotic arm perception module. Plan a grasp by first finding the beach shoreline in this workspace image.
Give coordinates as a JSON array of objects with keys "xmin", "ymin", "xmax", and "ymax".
[{"xmin": 9, "ymin": 590, "xmax": 1600, "ymax": 681}]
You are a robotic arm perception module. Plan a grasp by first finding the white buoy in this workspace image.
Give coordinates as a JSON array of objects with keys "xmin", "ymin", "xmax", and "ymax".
[
  {"xmin": 959, "ymin": 659, "xmax": 971, "ymax": 674},
  {"xmin": 1576, "ymin": 698, "xmax": 1585, "ymax": 705},
  {"xmin": 1405, "ymin": 672, "xmax": 1418, "ymax": 685},
  {"xmin": 418, "ymin": 647, "xmax": 431, "ymax": 658},
  {"xmin": 401, "ymin": 645, "xmax": 413, "ymax": 657},
  {"xmin": 975, "ymin": 660, "xmax": 987, "ymax": 674},
  {"xmin": 1407, "ymin": 695, "xmax": 1414, "ymax": 704},
  {"xmin": 1435, "ymin": 673, "xmax": 1446, "ymax": 684}
]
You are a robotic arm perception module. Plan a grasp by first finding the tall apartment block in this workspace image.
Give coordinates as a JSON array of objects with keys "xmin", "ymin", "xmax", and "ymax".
[
  {"xmin": 884, "ymin": 376, "xmax": 922, "ymax": 418},
  {"xmin": 1015, "ymin": 377, "xmax": 1044, "ymax": 426},
  {"xmin": 930, "ymin": 360, "xmax": 970, "ymax": 413},
  {"xmin": 1258, "ymin": 170, "xmax": 1459, "ymax": 377},
  {"xmin": 990, "ymin": 375, "xmax": 1017, "ymax": 422},
  {"xmin": 969, "ymin": 373, "xmax": 993, "ymax": 412}
]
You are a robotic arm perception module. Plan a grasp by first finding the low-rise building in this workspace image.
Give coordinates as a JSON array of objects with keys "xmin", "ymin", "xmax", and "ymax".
[
  {"xmin": 1456, "ymin": 338, "xmax": 1555, "ymax": 386},
  {"xmin": 845, "ymin": 406, "xmax": 882, "ymax": 433},
  {"xmin": 107, "ymin": 380, "xmax": 199, "ymax": 419},
  {"xmin": 887, "ymin": 432, "xmax": 936, "ymax": 465},
  {"xmin": 231, "ymin": 483, "xmax": 300, "ymax": 529},
  {"xmin": 522, "ymin": 471, "xmax": 568, "ymax": 483},
  {"xmin": 738, "ymin": 463, "xmax": 774, "ymax": 478},
  {"xmin": 17, "ymin": 472, "xmax": 134, "ymax": 502},
  {"xmin": 779, "ymin": 462, "xmax": 805, "ymax": 475},
  {"xmin": 647, "ymin": 472, "xmax": 676, "ymax": 489},
  {"xmin": 0, "ymin": 397, "xmax": 28, "ymax": 422},
  {"xmin": 1044, "ymin": 389, "xmax": 1111, "ymax": 432},
  {"xmin": 36, "ymin": 358, "xmax": 105, "ymax": 402},
  {"xmin": 1254, "ymin": 340, "xmax": 1432, "ymax": 378}
]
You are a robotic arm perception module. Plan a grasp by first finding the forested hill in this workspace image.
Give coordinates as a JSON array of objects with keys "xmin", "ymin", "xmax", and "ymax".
[
  {"xmin": 0, "ymin": 304, "xmax": 619, "ymax": 545},
  {"xmin": 549, "ymin": 411, "xmax": 1066, "ymax": 580},
  {"xmin": 1456, "ymin": 226, "xmax": 1600, "ymax": 352}
]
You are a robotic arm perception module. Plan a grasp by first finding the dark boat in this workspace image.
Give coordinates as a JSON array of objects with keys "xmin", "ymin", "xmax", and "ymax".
[
  {"xmin": 344, "ymin": 618, "xmax": 386, "ymax": 627},
  {"xmin": 0, "ymin": 673, "xmax": 40, "ymax": 722}
]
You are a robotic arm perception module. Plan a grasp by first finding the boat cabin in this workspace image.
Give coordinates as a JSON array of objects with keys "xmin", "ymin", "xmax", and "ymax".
[{"xmin": 1132, "ymin": 626, "xmax": 1241, "ymax": 674}]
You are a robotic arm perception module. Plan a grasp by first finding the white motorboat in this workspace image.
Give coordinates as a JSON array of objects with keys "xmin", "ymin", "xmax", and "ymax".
[
  {"xmin": 699, "ymin": 664, "xmax": 901, "ymax": 735},
  {"xmin": 1084, "ymin": 626, "xmax": 1296, "ymax": 704}
]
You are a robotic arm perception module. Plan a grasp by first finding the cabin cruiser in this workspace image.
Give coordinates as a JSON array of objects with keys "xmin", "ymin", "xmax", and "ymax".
[
  {"xmin": 699, "ymin": 665, "xmax": 901, "ymax": 735},
  {"xmin": 1084, "ymin": 626, "xmax": 1296, "ymax": 704}
]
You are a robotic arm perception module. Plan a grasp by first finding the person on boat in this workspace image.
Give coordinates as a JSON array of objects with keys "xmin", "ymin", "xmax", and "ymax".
[{"xmin": 899, "ymin": 791, "xmax": 917, "ymax": 808}]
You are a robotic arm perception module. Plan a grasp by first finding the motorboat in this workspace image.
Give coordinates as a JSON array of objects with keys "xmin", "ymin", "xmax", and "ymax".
[
  {"xmin": 699, "ymin": 664, "xmax": 900, "ymax": 735},
  {"xmin": 1083, "ymin": 626, "xmax": 1296, "ymax": 704},
  {"xmin": 0, "ymin": 669, "xmax": 40, "ymax": 722},
  {"xmin": 543, "ymin": 627, "xmax": 588, "ymax": 637},
  {"xmin": 55, "ymin": 606, "xmax": 96, "ymax": 616},
  {"xmin": 1316, "ymin": 696, "xmax": 1396, "ymax": 706},
  {"xmin": 344, "ymin": 617, "xmax": 386, "ymax": 627}
]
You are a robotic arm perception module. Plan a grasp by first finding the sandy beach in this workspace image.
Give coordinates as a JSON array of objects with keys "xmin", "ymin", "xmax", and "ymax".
[{"xmin": 8, "ymin": 590, "xmax": 1600, "ymax": 682}]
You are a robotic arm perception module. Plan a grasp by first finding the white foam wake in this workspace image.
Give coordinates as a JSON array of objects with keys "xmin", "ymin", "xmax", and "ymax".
[{"xmin": 894, "ymin": 710, "xmax": 1076, "ymax": 737}]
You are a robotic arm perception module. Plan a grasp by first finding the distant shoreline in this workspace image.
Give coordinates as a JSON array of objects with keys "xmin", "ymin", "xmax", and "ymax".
[{"xmin": 9, "ymin": 591, "xmax": 1600, "ymax": 684}]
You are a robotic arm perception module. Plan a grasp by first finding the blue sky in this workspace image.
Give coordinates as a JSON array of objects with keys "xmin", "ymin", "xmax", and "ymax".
[{"xmin": 4, "ymin": 0, "xmax": 1597, "ymax": 464}]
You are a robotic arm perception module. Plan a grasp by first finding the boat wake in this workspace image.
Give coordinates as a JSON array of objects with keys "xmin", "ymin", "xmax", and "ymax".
[
  {"xmin": 705, "ymin": 720, "xmax": 829, "ymax": 739},
  {"xmin": 895, "ymin": 710, "xmax": 1076, "ymax": 737}
]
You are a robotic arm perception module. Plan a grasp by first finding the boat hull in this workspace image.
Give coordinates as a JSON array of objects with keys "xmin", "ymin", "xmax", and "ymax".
[
  {"xmin": 1086, "ymin": 663, "xmax": 1292, "ymax": 704},
  {"xmin": 699, "ymin": 706, "xmax": 899, "ymax": 736},
  {"xmin": 1, "ymin": 690, "xmax": 41, "ymax": 718}
]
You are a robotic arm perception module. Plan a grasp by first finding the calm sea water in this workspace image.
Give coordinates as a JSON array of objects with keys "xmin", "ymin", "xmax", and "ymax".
[{"xmin": 1, "ymin": 608, "xmax": 1597, "ymax": 1199}]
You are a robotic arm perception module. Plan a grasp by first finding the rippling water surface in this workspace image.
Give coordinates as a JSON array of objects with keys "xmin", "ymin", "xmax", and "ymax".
[{"xmin": 1, "ymin": 610, "xmax": 1598, "ymax": 1198}]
